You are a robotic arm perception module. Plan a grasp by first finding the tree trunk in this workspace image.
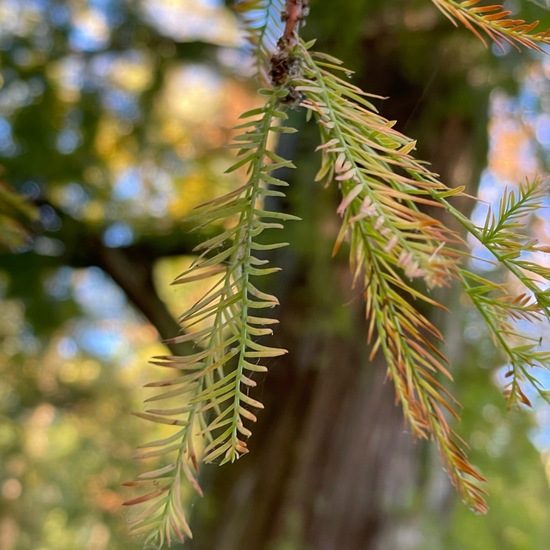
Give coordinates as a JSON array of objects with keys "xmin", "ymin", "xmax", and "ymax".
[{"xmin": 191, "ymin": 269, "xmax": 423, "ymax": 550}]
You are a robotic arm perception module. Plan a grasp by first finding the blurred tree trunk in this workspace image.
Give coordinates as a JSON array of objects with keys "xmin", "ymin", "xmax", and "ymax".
[
  {"xmin": 200, "ymin": 318, "xmax": 419, "ymax": 550},
  {"xmin": 190, "ymin": 116, "xmax": 479, "ymax": 550}
]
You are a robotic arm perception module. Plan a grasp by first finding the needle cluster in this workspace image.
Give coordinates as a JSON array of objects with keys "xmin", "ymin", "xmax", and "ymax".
[{"xmin": 126, "ymin": 1, "xmax": 550, "ymax": 545}]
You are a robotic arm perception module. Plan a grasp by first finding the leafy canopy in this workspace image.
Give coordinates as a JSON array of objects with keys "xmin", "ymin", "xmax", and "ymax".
[{"xmin": 124, "ymin": 1, "xmax": 550, "ymax": 546}]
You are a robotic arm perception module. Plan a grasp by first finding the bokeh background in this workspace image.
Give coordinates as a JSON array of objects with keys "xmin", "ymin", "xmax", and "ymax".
[{"xmin": 1, "ymin": 1, "xmax": 550, "ymax": 549}]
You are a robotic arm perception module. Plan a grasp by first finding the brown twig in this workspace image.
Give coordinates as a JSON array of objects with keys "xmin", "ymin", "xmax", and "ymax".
[{"xmin": 281, "ymin": 0, "xmax": 309, "ymax": 45}]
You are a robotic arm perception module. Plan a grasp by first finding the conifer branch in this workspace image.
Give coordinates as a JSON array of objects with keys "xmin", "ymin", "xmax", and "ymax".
[
  {"xmin": 444, "ymin": 181, "xmax": 550, "ymax": 406},
  {"xmin": 124, "ymin": 88, "xmax": 297, "ymax": 545},
  {"xmin": 462, "ymin": 269, "xmax": 550, "ymax": 407},
  {"xmin": 431, "ymin": 0, "xmax": 550, "ymax": 50},
  {"xmin": 234, "ymin": 0, "xmax": 286, "ymax": 83},
  {"xmin": 440, "ymin": 181, "xmax": 550, "ymax": 318},
  {"xmin": 125, "ymin": 5, "xmax": 550, "ymax": 542},
  {"xmin": 297, "ymin": 40, "xmax": 488, "ymax": 513}
]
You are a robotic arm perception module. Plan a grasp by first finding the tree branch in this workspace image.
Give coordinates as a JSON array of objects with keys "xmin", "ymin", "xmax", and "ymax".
[
  {"xmin": 281, "ymin": 0, "xmax": 309, "ymax": 45},
  {"xmin": 5, "ymin": 201, "xmax": 197, "ymax": 355}
]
